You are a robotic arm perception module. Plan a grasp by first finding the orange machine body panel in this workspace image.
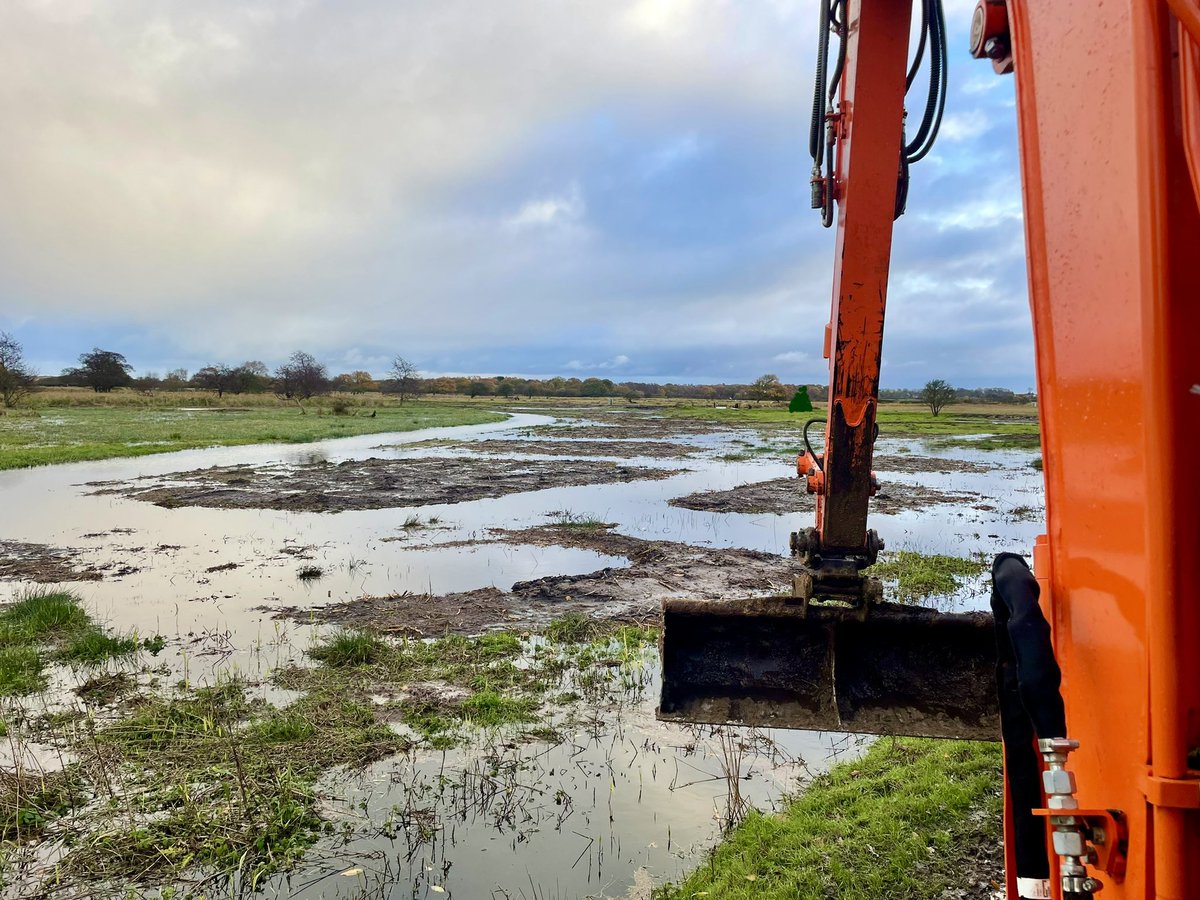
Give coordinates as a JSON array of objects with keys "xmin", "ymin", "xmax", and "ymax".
[{"xmin": 1007, "ymin": 1, "xmax": 1200, "ymax": 897}]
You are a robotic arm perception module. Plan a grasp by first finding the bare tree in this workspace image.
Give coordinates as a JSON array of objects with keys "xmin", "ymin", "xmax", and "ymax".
[
  {"xmin": 0, "ymin": 332, "xmax": 35, "ymax": 407},
  {"xmin": 389, "ymin": 356, "xmax": 420, "ymax": 405},
  {"xmin": 274, "ymin": 351, "xmax": 329, "ymax": 402},
  {"xmin": 920, "ymin": 378, "xmax": 956, "ymax": 416}
]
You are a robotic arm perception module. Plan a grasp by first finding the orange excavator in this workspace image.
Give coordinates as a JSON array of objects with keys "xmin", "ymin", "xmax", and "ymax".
[{"xmin": 658, "ymin": 1, "xmax": 1200, "ymax": 898}]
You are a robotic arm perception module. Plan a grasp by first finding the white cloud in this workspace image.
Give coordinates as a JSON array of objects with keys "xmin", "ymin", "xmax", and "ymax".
[{"xmin": 506, "ymin": 184, "xmax": 586, "ymax": 230}]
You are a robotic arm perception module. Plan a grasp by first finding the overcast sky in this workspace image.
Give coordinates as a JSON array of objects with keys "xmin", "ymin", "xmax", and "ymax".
[{"xmin": 0, "ymin": 0, "xmax": 1032, "ymax": 389}]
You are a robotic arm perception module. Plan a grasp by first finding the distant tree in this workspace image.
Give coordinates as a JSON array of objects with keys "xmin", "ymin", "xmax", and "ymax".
[
  {"xmin": 920, "ymin": 378, "xmax": 956, "ymax": 416},
  {"xmin": 346, "ymin": 371, "xmax": 377, "ymax": 393},
  {"xmin": 130, "ymin": 372, "xmax": 162, "ymax": 394},
  {"xmin": 581, "ymin": 377, "xmax": 615, "ymax": 397},
  {"xmin": 231, "ymin": 361, "xmax": 270, "ymax": 394},
  {"xmin": 193, "ymin": 365, "xmax": 235, "ymax": 397},
  {"xmin": 0, "ymin": 332, "xmax": 35, "ymax": 407},
  {"xmin": 749, "ymin": 373, "xmax": 788, "ymax": 402},
  {"xmin": 467, "ymin": 379, "xmax": 493, "ymax": 398},
  {"xmin": 162, "ymin": 368, "xmax": 189, "ymax": 391},
  {"xmin": 389, "ymin": 356, "xmax": 420, "ymax": 404},
  {"xmin": 74, "ymin": 348, "xmax": 133, "ymax": 393},
  {"xmin": 274, "ymin": 351, "xmax": 329, "ymax": 401}
]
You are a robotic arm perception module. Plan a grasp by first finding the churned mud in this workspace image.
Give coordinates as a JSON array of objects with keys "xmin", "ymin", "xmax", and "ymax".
[
  {"xmin": 669, "ymin": 476, "xmax": 979, "ymax": 515},
  {"xmin": 93, "ymin": 456, "xmax": 685, "ymax": 513},
  {"xmin": 873, "ymin": 453, "xmax": 995, "ymax": 474},
  {"xmin": 0, "ymin": 540, "xmax": 103, "ymax": 582},
  {"xmin": 277, "ymin": 523, "xmax": 798, "ymax": 634},
  {"xmin": 441, "ymin": 437, "xmax": 699, "ymax": 459}
]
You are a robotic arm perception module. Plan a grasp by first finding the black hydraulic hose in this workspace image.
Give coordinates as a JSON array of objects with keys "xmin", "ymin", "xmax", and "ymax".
[
  {"xmin": 803, "ymin": 418, "xmax": 825, "ymax": 470},
  {"xmin": 906, "ymin": 0, "xmax": 928, "ymax": 91},
  {"xmin": 809, "ymin": 0, "xmax": 831, "ymax": 164},
  {"xmin": 906, "ymin": 0, "xmax": 941, "ymax": 158},
  {"xmin": 905, "ymin": 0, "xmax": 948, "ymax": 163},
  {"xmin": 991, "ymin": 553, "xmax": 1068, "ymax": 898},
  {"xmin": 828, "ymin": 0, "xmax": 847, "ymax": 104}
]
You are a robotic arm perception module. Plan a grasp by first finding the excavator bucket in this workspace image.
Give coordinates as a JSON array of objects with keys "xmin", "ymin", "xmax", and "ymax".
[{"xmin": 658, "ymin": 597, "xmax": 999, "ymax": 740}]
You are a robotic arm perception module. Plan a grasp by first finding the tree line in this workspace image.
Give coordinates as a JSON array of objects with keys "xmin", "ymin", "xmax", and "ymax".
[{"xmin": 0, "ymin": 333, "xmax": 1033, "ymax": 411}]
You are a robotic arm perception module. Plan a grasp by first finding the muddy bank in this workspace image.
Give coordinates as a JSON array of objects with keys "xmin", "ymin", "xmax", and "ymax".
[
  {"xmin": 669, "ymin": 477, "xmax": 978, "ymax": 515},
  {"xmin": 0, "ymin": 540, "xmax": 104, "ymax": 582},
  {"xmin": 95, "ymin": 456, "xmax": 685, "ymax": 513},
  {"xmin": 873, "ymin": 453, "xmax": 995, "ymax": 474},
  {"xmin": 276, "ymin": 523, "xmax": 797, "ymax": 634},
  {"xmin": 397, "ymin": 437, "xmax": 699, "ymax": 459}
]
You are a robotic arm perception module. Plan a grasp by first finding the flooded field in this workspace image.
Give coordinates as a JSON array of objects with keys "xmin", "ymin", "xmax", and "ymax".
[{"xmin": 0, "ymin": 407, "xmax": 1042, "ymax": 898}]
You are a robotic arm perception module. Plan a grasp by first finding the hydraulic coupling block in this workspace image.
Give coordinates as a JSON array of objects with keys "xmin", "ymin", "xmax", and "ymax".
[{"xmin": 1032, "ymin": 738, "xmax": 1128, "ymax": 897}]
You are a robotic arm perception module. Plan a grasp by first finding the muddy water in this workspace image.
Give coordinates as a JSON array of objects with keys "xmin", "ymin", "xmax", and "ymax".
[{"xmin": 0, "ymin": 411, "xmax": 1042, "ymax": 898}]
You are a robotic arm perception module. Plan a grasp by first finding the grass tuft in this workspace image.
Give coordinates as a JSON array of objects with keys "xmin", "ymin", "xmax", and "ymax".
[
  {"xmin": 308, "ymin": 630, "xmax": 385, "ymax": 667},
  {"xmin": 0, "ymin": 590, "xmax": 89, "ymax": 637},
  {"xmin": 58, "ymin": 628, "xmax": 140, "ymax": 665},
  {"xmin": 868, "ymin": 551, "xmax": 988, "ymax": 603},
  {"xmin": 0, "ymin": 646, "xmax": 46, "ymax": 697},
  {"xmin": 544, "ymin": 612, "xmax": 604, "ymax": 644}
]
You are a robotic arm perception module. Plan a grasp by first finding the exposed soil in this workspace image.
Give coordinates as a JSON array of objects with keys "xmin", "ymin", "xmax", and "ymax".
[
  {"xmin": 275, "ymin": 523, "xmax": 798, "ymax": 634},
  {"xmin": 454, "ymin": 438, "xmax": 699, "ymax": 459},
  {"xmin": 94, "ymin": 457, "xmax": 685, "ymax": 513},
  {"xmin": 873, "ymin": 453, "xmax": 996, "ymax": 474},
  {"xmin": 669, "ymin": 477, "xmax": 979, "ymax": 515},
  {"xmin": 0, "ymin": 540, "xmax": 103, "ymax": 583}
]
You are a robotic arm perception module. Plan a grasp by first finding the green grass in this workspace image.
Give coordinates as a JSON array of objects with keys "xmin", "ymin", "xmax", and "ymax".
[
  {"xmin": 308, "ymin": 630, "xmax": 385, "ymax": 667},
  {"xmin": 459, "ymin": 690, "xmax": 538, "ymax": 727},
  {"xmin": 58, "ymin": 629, "xmax": 140, "ymax": 665},
  {"xmin": 0, "ymin": 591, "xmax": 90, "ymax": 638},
  {"xmin": 868, "ymin": 551, "xmax": 989, "ymax": 603},
  {"xmin": 0, "ymin": 403, "xmax": 506, "ymax": 470},
  {"xmin": 661, "ymin": 403, "xmax": 1039, "ymax": 440},
  {"xmin": 0, "ymin": 768, "xmax": 85, "ymax": 841},
  {"xmin": 284, "ymin": 628, "xmax": 624, "ymax": 746},
  {"xmin": 544, "ymin": 612, "xmax": 605, "ymax": 644},
  {"xmin": 655, "ymin": 738, "xmax": 1002, "ymax": 900},
  {"xmin": 0, "ymin": 592, "xmax": 155, "ymax": 694},
  {"xmin": 68, "ymin": 679, "xmax": 402, "ymax": 886},
  {"xmin": 0, "ymin": 646, "xmax": 47, "ymax": 696},
  {"xmin": 546, "ymin": 510, "xmax": 613, "ymax": 529},
  {"xmin": 934, "ymin": 432, "xmax": 1042, "ymax": 451}
]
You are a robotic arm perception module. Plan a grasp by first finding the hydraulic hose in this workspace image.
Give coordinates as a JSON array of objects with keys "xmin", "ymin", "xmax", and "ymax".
[
  {"xmin": 991, "ymin": 553, "xmax": 1079, "ymax": 900},
  {"xmin": 905, "ymin": 0, "xmax": 948, "ymax": 163},
  {"xmin": 809, "ymin": 0, "xmax": 831, "ymax": 164}
]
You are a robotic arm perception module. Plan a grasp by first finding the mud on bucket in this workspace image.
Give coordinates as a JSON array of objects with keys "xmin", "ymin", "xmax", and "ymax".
[{"xmin": 657, "ymin": 596, "xmax": 1000, "ymax": 740}]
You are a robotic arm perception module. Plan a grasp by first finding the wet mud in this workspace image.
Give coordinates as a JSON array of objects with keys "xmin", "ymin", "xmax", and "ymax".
[
  {"xmin": 0, "ymin": 540, "xmax": 104, "ymax": 583},
  {"xmin": 94, "ymin": 456, "xmax": 685, "ymax": 513},
  {"xmin": 278, "ymin": 523, "xmax": 798, "ymax": 635},
  {"xmin": 873, "ymin": 453, "xmax": 995, "ymax": 474},
  {"xmin": 436, "ymin": 437, "xmax": 699, "ymax": 459},
  {"xmin": 669, "ymin": 476, "xmax": 979, "ymax": 515}
]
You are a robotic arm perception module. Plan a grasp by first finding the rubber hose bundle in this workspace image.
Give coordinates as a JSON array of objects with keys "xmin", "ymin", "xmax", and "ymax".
[{"xmin": 991, "ymin": 553, "xmax": 1068, "ymax": 899}]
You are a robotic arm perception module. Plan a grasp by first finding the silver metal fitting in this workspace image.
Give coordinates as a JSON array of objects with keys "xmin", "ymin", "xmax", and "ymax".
[{"xmin": 1039, "ymin": 737, "xmax": 1101, "ymax": 897}]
